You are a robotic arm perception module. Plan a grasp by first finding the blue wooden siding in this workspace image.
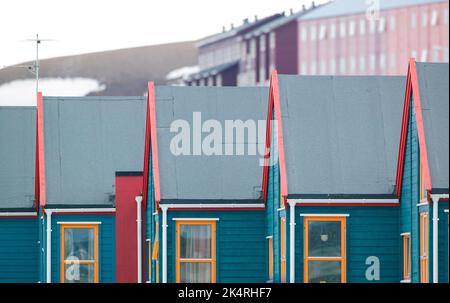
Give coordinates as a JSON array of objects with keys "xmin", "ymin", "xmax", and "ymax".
[
  {"xmin": 399, "ymin": 97, "xmax": 422, "ymax": 282},
  {"xmin": 295, "ymin": 207, "xmax": 400, "ymax": 283},
  {"xmin": 0, "ymin": 218, "xmax": 39, "ymax": 282},
  {"xmin": 166, "ymin": 211, "xmax": 266, "ymax": 283},
  {"xmin": 145, "ymin": 148, "xmax": 156, "ymax": 282},
  {"xmin": 266, "ymin": 110, "xmax": 283, "ymax": 283},
  {"xmin": 438, "ymin": 202, "xmax": 448, "ymax": 283},
  {"xmin": 48, "ymin": 214, "xmax": 116, "ymax": 283}
]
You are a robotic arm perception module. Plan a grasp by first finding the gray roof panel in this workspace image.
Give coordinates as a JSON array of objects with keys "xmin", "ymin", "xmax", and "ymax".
[
  {"xmin": 300, "ymin": 0, "xmax": 444, "ymax": 20},
  {"xmin": 0, "ymin": 107, "xmax": 36, "ymax": 209},
  {"xmin": 154, "ymin": 86, "xmax": 267, "ymax": 201},
  {"xmin": 416, "ymin": 62, "xmax": 449, "ymax": 191},
  {"xmin": 43, "ymin": 96, "xmax": 146, "ymax": 206},
  {"xmin": 278, "ymin": 75, "xmax": 405, "ymax": 196}
]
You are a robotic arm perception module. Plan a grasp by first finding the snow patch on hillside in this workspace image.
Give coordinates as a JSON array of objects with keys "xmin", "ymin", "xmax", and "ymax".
[{"xmin": 0, "ymin": 78, "xmax": 106, "ymax": 106}]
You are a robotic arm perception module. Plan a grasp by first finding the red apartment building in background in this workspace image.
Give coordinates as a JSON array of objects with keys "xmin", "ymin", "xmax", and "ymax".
[
  {"xmin": 298, "ymin": 0, "xmax": 449, "ymax": 76},
  {"xmin": 168, "ymin": 0, "xmax": 449, "ymax": 86}
]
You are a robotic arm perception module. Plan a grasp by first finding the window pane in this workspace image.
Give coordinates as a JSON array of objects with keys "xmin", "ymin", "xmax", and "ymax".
[
  {"xmin": 308, "ymin": 221, "xmax": 341, "ymax": 257},
  {"xmin": 180, "ymin": 262, "xmax": 211, "ymax": 283},
  {"xmin": 64, "ymin": 263, "xmax": 95, "ymax": 283},
  {"xmin": 64, "ymin": 228, "xmax": 95, "ymax": 260},
  {"xmin": 308, "ymin": 261, "xmax": 341, "ymax": 283},
  {"xmin": 180, "ymin": 225, "xmax": 211, "ymax": 259}
]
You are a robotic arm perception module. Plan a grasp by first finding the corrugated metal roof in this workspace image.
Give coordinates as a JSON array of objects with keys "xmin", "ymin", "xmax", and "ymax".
[
  {"xmin": 188, "ymin": 61, "xmax": 239, "ymax": 81},
  {"xmin": 0, "ymin": 106, "xmax": 36, "ymax": 209},
  {"xmin": 300, "ymin": 0, "xmax": 444, "ymax": 20},
  {"xmin": 244, "ymin": 5, "xmax": 324, "ymax": 38},
  {"xmin": 154, "ymin": 86, "xmax": 268, "ymax": 201},
  {"xmin": 416, "ymin": 62, "xmax": 449, "ymax": 192},
  {"xmin": 278, "ymin": 75, "xmax": 406, "ymax": 196},
  {"xmin": 43, "ymin": 96, "xmax": 146, "ymax": 206},
  {"xmin": 197, "ymin": 14, "xmax": 284, "ymax": 47}
]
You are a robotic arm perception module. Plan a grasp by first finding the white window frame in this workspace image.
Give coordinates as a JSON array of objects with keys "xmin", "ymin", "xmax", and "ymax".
[
  {"xmin": 379, "ymin": 53, "xmax": 386, "ymax": 70},
  {"xmin": 422, "ymin": 12, "xmax": 428, "ymax": 28},
  {"xmin": 390, "ymin": 15, "xmax": 396, "ymax": 32},
  {"xmin": 390, "ymin": 53, "xmax": 396, "ymax": 68},
  {"xmin": 411, "ymin": 13, "xmax": 417, "ymax": 29},
  {"xmin": 310, "ymin": 25, "xmax": 317, "ymax": 41},
  {"xmin": 370, "ymin": 54, "xmax": 376, "ymax": 71},
  {"xmin": 310, "ymin": 61, "xmax": 317, "ymax": 75},
  {"xmin": 359, "ymin": 56, "xmax": 366, "ymax": 72},
  {"xmin": 330, "ymin": 23, "xmax": 336, "ymax": 39},
  {"xmin": 320, "ymin": 60, "xmax": 327, "ymax": 75},
  {"xmin": 350, "ymin": 56, "xmax": 356, "ymax": 73},
  {"xmin": 430, "ymin": 10, "xmax": 438, "ymax": 26},
  {"xmin": 378, "ymin": 17, "xmax": 386, "ymax": 33},
  {"xmin": 349, "ymin": 20, "xmax": 356, "ymax": 36},
  {"xmin": 421, "ymin": 49, "xmax": 428, "ymax": 62},
  {"xmin": 319, "ymin": 24, "xmax": 327, "ymax": 40},
  {"xmin": 359, "ymin": 19, "xmax": 366, "ymax": 35},
  {"xmin": 340, "ymin": 21, "xmax": 346, "ymax": 38},
  {"xmin": 339, "ymin": 58, "xmax": 346, "ymax": 74},
  {"xmin": 301, "ymin": 27, "xmax": 307, "ymax": 42},
  {"xmin": 329, "ymin": 59, "xmax": 336, "ymax": 74}
]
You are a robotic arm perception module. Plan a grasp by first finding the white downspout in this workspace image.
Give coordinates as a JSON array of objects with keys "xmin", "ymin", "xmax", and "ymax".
[
  {"xmin": 45, "ymin": 210, "xmax": 52, "ymax": 283},
  {"xmin": 135, "ymin": 195, "xmax": 143, "ymax": 283},
  {"xmin": 288, "ymin": 200, "xmax": 296, "ymax": 283},
  {"xmin": 431, "ymin": 195, "xmax": 439, "ymax": 283},
  {"xmin": 161, "ymin": 205, "xmax": 168, "ymax": 283}
]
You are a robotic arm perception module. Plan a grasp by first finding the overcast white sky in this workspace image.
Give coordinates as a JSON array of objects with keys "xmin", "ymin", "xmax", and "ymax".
[{"xmin": 0, "ymin": 0, "xmax": 327, "ymax": 68}]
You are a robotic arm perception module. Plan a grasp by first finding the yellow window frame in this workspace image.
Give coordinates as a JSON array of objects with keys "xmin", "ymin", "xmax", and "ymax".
[
  {"xmin": 402, "ymin": 234, "xmax": 411, "ymax": 281},
  {"xmin": 152, "ymin": 221, "xmax": 160, "ymax": 283},
  {"xmin": 280, "ymin": 217, "xmax": 286, "ymax": 283},
  {"xmin": 268, "ymin": 237, "xmax": 274, "ymax": 282},
  {"xmin": 420, "ymin": 212, "xmax": 429, "ymax": 283},
  {"xmin": 175, "ymin": 220, "xmax": 216, "ymax": 283},
  {"xmin": 303, "ymin": 216, "xmax": 347, "ymax": 283},
  {"xmin": 60, "ymin": 223, "xmax": 99, "ymax": 283}
]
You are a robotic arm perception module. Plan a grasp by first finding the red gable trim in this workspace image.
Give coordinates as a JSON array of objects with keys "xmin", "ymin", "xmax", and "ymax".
[
  {"xmin": 142, "ymin": 83, "xmax": 152, "ymax": 210},
  {"xmin": 262, "ymin": 72, "xmax": 275, "ymax": 202},
  {"xmin": 395, "ymin": 61, "xmax": 413, "ymax": 197},
  {"xmin": 272, "ymin": 71, "xmax": 288, "ymax": 206},
  {"xmin": 147, "ymin": 82, "xmax": 161, "ymax": 210},
  {"xmin": 395, "ymin": 59, "xmax": 432, "ymax": 198},
  {"xmin": 262, "ymin": 71, "xmax": 288, "ymax": 206},
  {"xmin": 34, "ymin": 106, "xmax": 40, "ymax": 213},
  {"xmin": 37, "ymin": 92, "xmax": 46, "ymax": 208},
  {"xmin": 410, "ymin": 60, "xmax": 432, "ymax": 193}
]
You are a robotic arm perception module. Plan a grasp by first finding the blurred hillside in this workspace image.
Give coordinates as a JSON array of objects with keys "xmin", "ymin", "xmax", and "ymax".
[{"xmin": 0, "ymin": 41, "xmax": 197, "ymax": 96}]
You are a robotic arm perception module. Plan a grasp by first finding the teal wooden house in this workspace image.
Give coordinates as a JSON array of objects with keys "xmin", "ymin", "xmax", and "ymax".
[
  {"xmin": 35, "ymin": 95, "xmax": 147, "ymax": 283},
  {"xmin": 396, "ymin": 60, "xmax": 449, "ymax": 283},
  {"xmin": 143, "ymin": 84, "xmax": 269, "ymax": 283},
  {"xmin": 262, "ymin": 61, "xmax": 448, "ymax": 283},
  {"xmin": 0, "ymin": 106, "xmax": 39, "ymax": 283}
]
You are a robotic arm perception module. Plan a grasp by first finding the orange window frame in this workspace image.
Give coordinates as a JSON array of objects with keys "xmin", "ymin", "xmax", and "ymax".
[
  {"xmin": 152, "ymin": 221, "xmax": 160, "ymax": 283},
  {"xmin": 280, "ymin": 218, "xmax": 286, "ymax": 283},
  {"xmin": 60, "ymin": 224, "xmax": 99, "ymax": 283},
  {"xmin": 402, "ymin": 234, "xmax": 411, "ymax": 281},
  {"xmin": 267, "ymin": 237, "xmax": 274, "ymax": 282},
  {"xmin": 303, "ymin": 216, "xmax": 347, "ymax": 283},
  {"xmin": 420, "ymin": 213, "xmax": 429, "ymax": 283},
  {"xmin": 148, "ymin": 240, "xmax": 152, "ymax": 282},
  {"xmin": 175, "ymin": 221, "xmax": 216, "ymax": 283}
]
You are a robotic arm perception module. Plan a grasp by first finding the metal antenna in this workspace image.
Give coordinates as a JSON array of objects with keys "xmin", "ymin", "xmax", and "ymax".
[{"xmin": 18, "ymin": 34, "xmax": 56, "ymax": 98}]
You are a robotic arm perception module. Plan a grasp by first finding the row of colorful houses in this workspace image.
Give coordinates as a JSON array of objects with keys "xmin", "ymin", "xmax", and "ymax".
[{"xmin": 0, "ymin": 60, "xmax": 448, "ymax": 283}]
